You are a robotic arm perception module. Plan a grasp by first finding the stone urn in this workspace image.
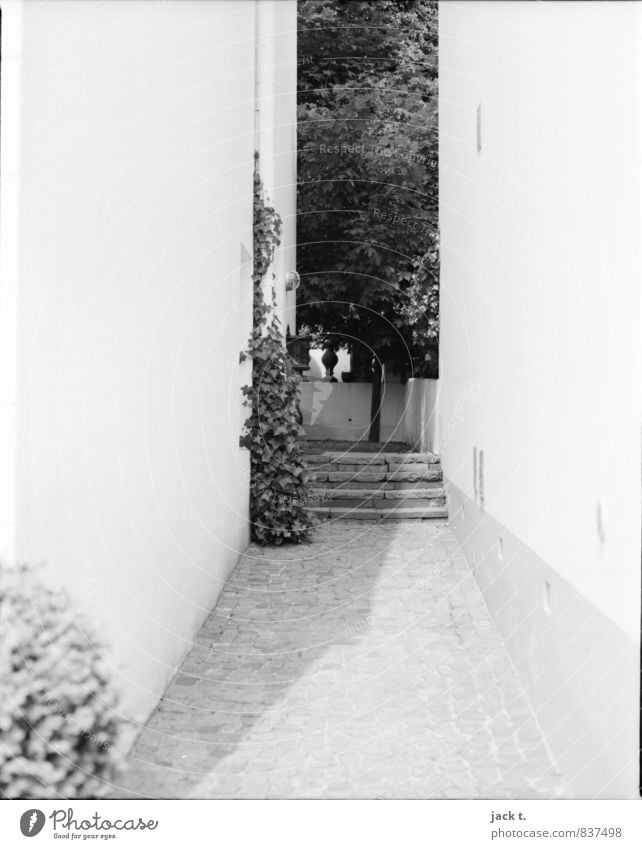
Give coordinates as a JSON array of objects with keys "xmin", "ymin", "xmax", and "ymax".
[{"xmin": 321, "ymin": 347, "xmax": 339, "ymax": 382}]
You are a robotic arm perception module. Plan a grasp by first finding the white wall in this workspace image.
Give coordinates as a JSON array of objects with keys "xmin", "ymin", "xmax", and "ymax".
[
  {"xmin": 440, "ymin": 0, "xmax": 640, "ymax": 644},
  {"xmin": 10, "ymin": 0, "xmax": 264, "ymax": 721},
  {"xmin": 440, "ymin": 1, "xmax": 641, "ymax": 795},
  {"xmin": 0, "ymin": 1, "xmax": 22, "ymax": 557}
]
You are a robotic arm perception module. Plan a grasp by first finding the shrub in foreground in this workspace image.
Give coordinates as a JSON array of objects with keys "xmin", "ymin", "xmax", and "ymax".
[{"xmin": 0, "ymin": 565, "xmax": 126, "ymax": 799}]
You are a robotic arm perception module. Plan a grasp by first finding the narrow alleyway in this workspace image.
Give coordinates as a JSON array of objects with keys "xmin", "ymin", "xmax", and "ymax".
[{"xmin": 116, "ymin": 521, "xmax": 564, "ymax": 799}]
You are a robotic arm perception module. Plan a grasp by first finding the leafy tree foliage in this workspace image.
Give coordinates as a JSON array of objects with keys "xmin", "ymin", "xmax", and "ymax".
[{"xmin": 297, "ymin": 0, "xmax": 439, "ymax": 382}]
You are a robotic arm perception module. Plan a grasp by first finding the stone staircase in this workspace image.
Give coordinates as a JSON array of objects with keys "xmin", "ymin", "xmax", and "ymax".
[{"xmin": 304, "ymin": 444, "xmax": 448, "ymax": 522}]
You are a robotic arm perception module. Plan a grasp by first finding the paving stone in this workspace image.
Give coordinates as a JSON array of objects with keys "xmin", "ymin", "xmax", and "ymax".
[{"xmin": 116, "ymin": 522, "xmax": 565, "ymax": 800}]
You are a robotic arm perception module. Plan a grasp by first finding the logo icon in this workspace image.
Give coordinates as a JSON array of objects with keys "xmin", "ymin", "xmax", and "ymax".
[{"xmin": 20, "ymin": 810, "xmax": 45, "ymax": 838}]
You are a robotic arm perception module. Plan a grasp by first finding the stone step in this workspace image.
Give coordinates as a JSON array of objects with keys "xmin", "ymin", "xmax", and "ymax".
[
  {"xmin": 376, "ymin": 507, "xmax": 449, "ymax": 521},
  {"xmin": 313, "ymin": 496, "xmax": 446, "ymax": 511},
  {"xmin": 327, "ymin": 452, "xmax": 388, "ymax": 465},
  {"xmin": 302, "ymin": 444, "xmax": 448, "ymax": 520},
  {"xmin": 304, "ymin": 441, "xmax": 411, "ymax": 455},
  {"xmin": 386, "ymin": 468, "xmax": 442, "ymax": 482},
  {"xmin": 326, "ymin": 479, "xmax": 395, "ymax": 491},
  {"xmin": 373, "ymin": 496, "xmax": 445, "ymax": 509},
  {"xmin": 309, "ymin": 505, "xmax": 448, "ymax": 521},
  {"xmin": 304, "ymin": 453, "xmax": 389, "ymax": 466},
  {"xmin": 312, "ymin": 469, "xmax": 442, "ymax": 489},
  {"xmin": 327, "ymin": 470, "xmax": 389, "ymax": 483},
  {"xmin": 321, "ymin": 478, "xmax": 443, "ymax": 492},
  {"xmin": 386, "ymin": 462, "xmax": 438, "ymax": 473},
  {"xmin": 378, "ymin": 453, "xmax": 439, "ymax": 464},
  {"xmin": 335, "ymin": 462, "xmax": 404, "ymax": 472},
  {"xmin": 313, "ymin": 469, "xmax": 442, "ymax": 483},
  {"xmin": 311, "ymin": 487, "xmax": 446, "ymax": 502},
  {"xmin": 315, "ymin": 497, "xmax": 377, "ymax": 509},
  {"xmin": 304, "ymin": 452, "xmax": 439, "ymax": 467},
  {"xmin": 378, "ymin": 489, "xmax": 445, "ymax": 502},
  {"xmin": 392, "ymin": 479, "xmax": 444, "ymax": 490},
  {"xmin": 303, "ymin": 454, "xmax": 332, "ymax": 465}
]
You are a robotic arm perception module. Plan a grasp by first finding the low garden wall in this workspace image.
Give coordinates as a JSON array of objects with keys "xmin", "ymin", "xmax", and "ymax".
[
  {"xmin": 300, "ymin": 378, "xmax": 439, "ymax": 451},
  {"xmin": 401, "ymin": 378, "xmax": 439, "ymax": 453}
]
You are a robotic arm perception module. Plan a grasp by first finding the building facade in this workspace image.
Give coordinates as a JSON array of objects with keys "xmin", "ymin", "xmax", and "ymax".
[
  {"xmin": 440, "ymin": 0, "xmax": 641, "ymax": 797},
  {"xmin": 0, "ymin": 0, "xmax": 297, "ymax": 723}
]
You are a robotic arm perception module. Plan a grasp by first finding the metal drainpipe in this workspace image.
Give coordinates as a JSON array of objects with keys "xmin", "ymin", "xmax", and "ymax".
[{"xmin": 254, "ymin": 1, "xmax": 278, "ymax": 324}]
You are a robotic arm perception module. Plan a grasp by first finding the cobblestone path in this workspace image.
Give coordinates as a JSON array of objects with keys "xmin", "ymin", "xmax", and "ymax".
[{"xmin": 117, "ymin": 521, "xmax": 564, "ymax": 799}]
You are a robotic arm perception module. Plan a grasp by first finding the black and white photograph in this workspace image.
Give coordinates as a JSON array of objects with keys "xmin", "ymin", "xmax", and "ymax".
[{"xmin": 0, "ymin": 0, "xmax": 641, "ymax": 844}]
